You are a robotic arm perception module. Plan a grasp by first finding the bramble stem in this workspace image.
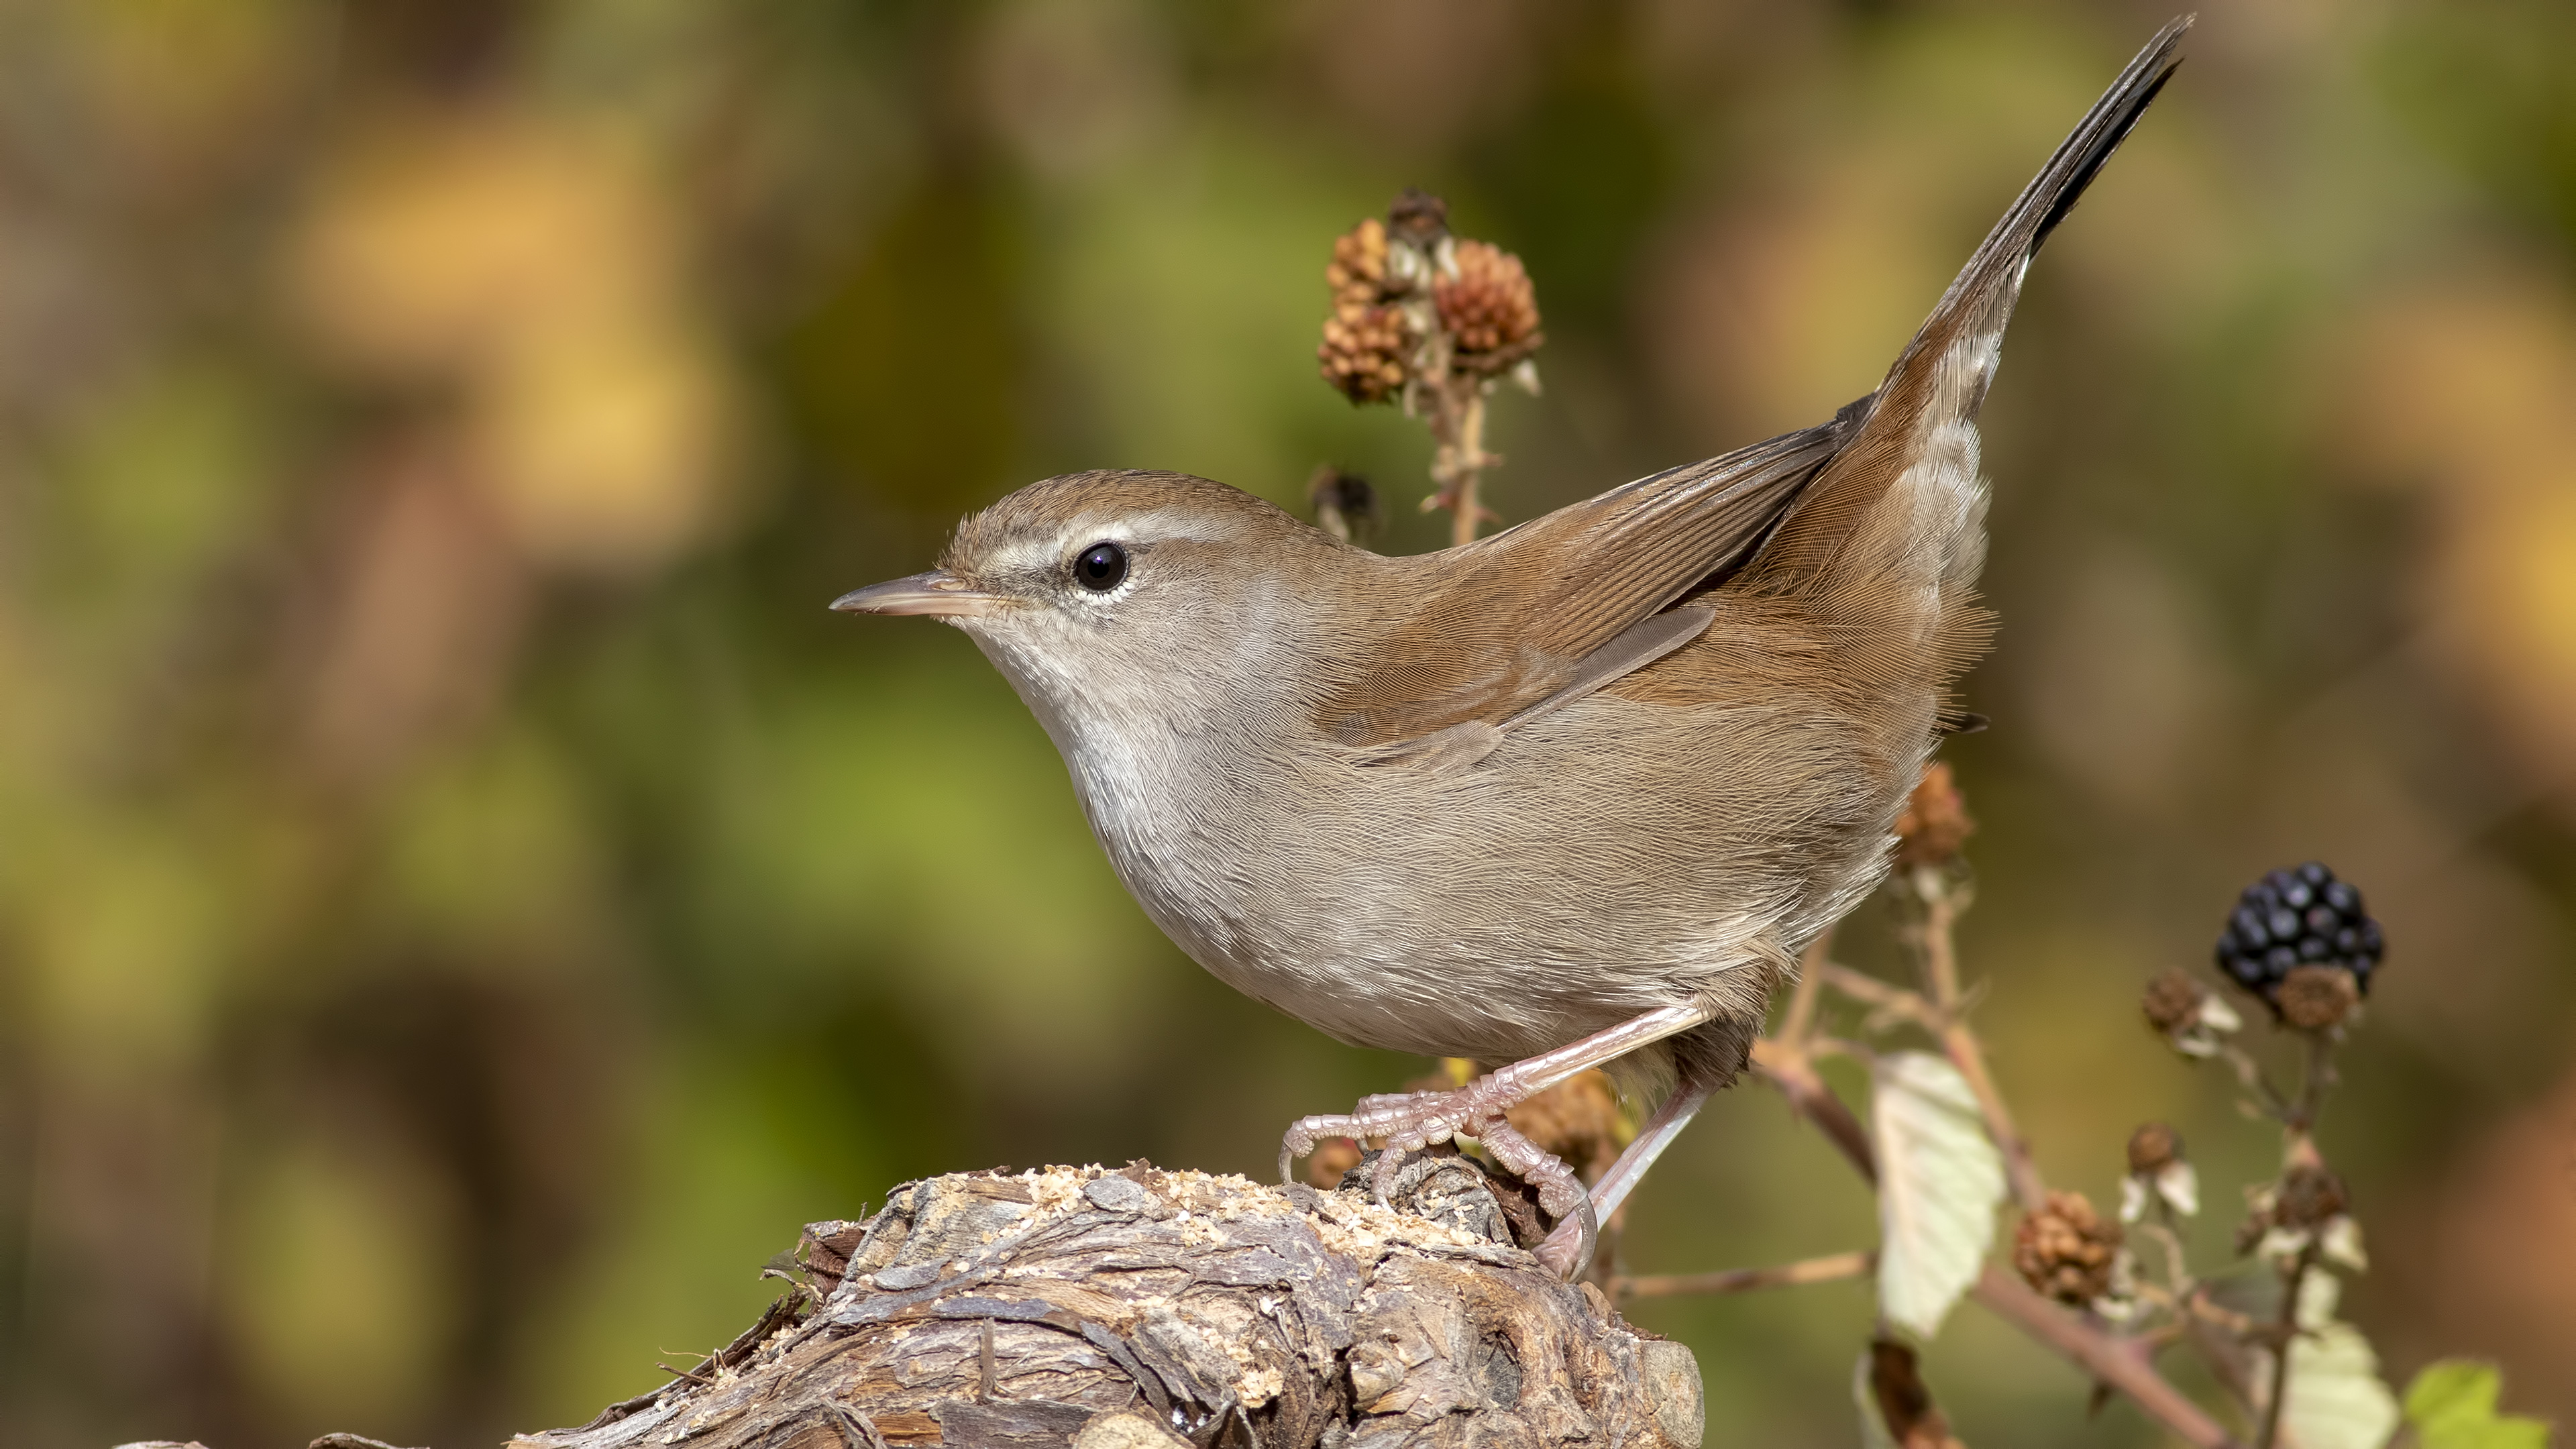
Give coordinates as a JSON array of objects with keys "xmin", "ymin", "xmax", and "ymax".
[
  {"xmin": 2255, "ymin": 1248, "xmax": 2313, "ymax": 1449},
  {"xmin": 2282, "ymin": 1030, "xmax": 2338, "ymax": 1148},
  {"xmin": 2214, "ymin": 1040, "xmax": 2296, "ymax": 1121},
  {"xmin": 1750, "ymin": 1038, "xmax": 1877, "ymax": 1186},
  {"xmin": 1615, "ymin": 1250, "xmax": 1875, "ymax": 1300},
  {"xmin": 1748, "ymin": 1030, "xmax": 2247, "ymax": 1448},
  {"xmin": 1816, "ymin": 963, "xmax": 1939, "ymax": 1027},
  {"xmin": 1971, "ymin": 1267, "xmax": 2245, "ymax": 1449},
  {"xmin": 1424, "ymin": 378, "xmax": 1496, "ymax": 545},
  {"xmin": 1910, "ymin": 869, "xmax": 2048, "ymax": 1212}
]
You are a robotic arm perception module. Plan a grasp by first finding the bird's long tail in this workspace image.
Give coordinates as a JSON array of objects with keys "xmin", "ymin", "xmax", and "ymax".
[{"xmin": 1743, "ymin": 17, "xmax": 2190, "ymax": 699}]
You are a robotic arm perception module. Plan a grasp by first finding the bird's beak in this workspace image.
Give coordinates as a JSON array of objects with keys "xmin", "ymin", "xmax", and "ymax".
[{"xmin": 829, "ymin": 570, "xmax": 1010, "ymax": 619}]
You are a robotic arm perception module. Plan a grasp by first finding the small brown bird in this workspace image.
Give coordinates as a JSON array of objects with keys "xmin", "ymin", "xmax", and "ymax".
[{"xmin": 836, "ymin": 21, "xmax": 2187, "ymax": 1276}]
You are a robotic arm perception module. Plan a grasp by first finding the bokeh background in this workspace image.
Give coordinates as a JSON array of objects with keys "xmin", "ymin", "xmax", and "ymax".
[{"xmin": 1, "ymin": 1, "xmax": 2572, "ymax": 1445}]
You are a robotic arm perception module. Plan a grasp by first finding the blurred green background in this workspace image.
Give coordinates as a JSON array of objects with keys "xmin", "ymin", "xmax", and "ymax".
[{"xmin": 1, "ymin": 1, "xmax": 2573, "ymax": 1445}]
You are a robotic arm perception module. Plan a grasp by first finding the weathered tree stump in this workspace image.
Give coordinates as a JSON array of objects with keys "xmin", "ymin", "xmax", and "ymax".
[{"xmin": 511, "ymin": 1157, "xmax": 1703, "ymax": 1449}]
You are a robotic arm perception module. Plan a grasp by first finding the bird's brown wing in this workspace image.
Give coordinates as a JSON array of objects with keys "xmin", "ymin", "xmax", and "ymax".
[
  {"xmin": 1322, "ymin": 17, "xmax": 2188, "ymax": 759},
  {"xmin": 1320, "ymin": 417, "xmax": 1851, "ymax": 753}
]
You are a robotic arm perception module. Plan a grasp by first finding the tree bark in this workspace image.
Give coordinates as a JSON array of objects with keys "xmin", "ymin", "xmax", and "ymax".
[{"xmin": 506, "ymin": 1155, "xmax": 1703, "ymax": 1449}]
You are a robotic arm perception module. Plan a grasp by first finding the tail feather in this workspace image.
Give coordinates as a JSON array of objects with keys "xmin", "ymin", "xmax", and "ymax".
[{"xmin": 1740, "ymin": 17, "xmax": 2190, "ymax": 690}]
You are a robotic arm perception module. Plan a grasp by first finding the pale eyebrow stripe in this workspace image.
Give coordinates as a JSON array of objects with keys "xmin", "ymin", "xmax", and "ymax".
[{"xmin": 993, "ymin": 511, "xmax": 1243, "ymax": 574}]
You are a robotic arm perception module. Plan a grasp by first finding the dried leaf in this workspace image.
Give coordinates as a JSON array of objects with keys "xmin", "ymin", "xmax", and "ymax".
[
  {"xmin": 1871, "ymin": 1051, "xmax": 2005, "ymax": 1338},
  {"xmin": 1854, "ymin": 1339, "xmax": 1964, "ymax": 1449},
  {"xmin": 1854, "ymin": 1353, "xmax": 1904, "ymax": 1449},
  {"xmin": 2403, "ymin": 1361, "xmax": 2551, "ymax": 1449}
]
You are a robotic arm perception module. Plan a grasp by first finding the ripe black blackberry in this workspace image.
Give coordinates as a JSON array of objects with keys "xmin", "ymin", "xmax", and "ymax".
[{"xmin": 2213, "ymin": 862, "xmax": 2382, "ymax": 1010}]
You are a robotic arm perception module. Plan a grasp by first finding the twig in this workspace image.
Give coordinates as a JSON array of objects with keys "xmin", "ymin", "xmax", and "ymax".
[
  {"xmin": 1424, "ymin": 377, "xmax": 1497, "ymax": 545},
  {"xmin": 1970, "ymin": 1267, "xmax": 2245, "ymax": 1449},
  {"xmin": 1807, "ymin": 1034, "xmax": 1881, "ymax": 1067},
  {"xmin": 2283, "ymin": 1031, "xmax": 2338, "ymax": 1144},
  {"xmin": 1910, "ymin": 869, "xmax": 2047, "ymax": 1212},
  {"xmin": 1817, "ymin": 963, "xmax": 1941, "ymax": 1028},
  {"xmin": 2254, "ymin": 1247, "xmax": 2312, "ymax": 1449},
  {"xmin": 2213, "ymin": 1041, "xmax": 2296, "ymax": 1122},
  {"xmin": 1750, "ymin": 1038, "xmax": 1876, "ymax": 1185},
  {"xmin": 1615, "ymin": 1250, "xmax": 1875, "ymax": 1301},
  {"xmin": 2182, "ymin": 1290, "xmax": 2267, "ymax": 1421}
]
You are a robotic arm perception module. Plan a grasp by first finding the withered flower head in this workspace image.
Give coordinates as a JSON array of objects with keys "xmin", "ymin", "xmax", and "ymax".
[
  {"xmin": 2141, "ymin": 971, "xmax": 2204, "ymax": 1034},
  {"xmin": 1893, "ymin": 761, "xmax": 1976, "ymax": 868},
  {"xmin": 2276, "ymin": 963, "xmax": 2360, "ymax": 1031},
  {"xmin": 2275, "ymin": 1163, "xmax": 2349, "ymax": 1230},
  {"xmin": 2013, "ymin": 1189, "xmax": 2125, "ymax": 1307},
  {"xmin": 2140, "ymin": 969, "xmax": 2241, "ymax": 1056},
  {"xmin": 1307, "ymin": 466, "xmax": 1377, "ymax": 545},
  {"xmin": 1386, "ymin": 186, "xmax": 1449, "ymax": 246},
  {"xmin": 2242, "ymin": 1163, "xmax": 2364, "ymax": 1268},
  {"xmin": 2121, "ymin": 1123, "xmax": 2198, "ymax": 1222},
  {"xmin": 2127, "ymin": 1122, "xmax": 2182, "ymax": 1176}
]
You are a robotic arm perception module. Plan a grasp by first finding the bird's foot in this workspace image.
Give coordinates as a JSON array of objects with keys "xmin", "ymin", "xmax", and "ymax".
[{"xmin": 1279, "ymin": 1080, "xmax": 1597, "ymax": 1279}]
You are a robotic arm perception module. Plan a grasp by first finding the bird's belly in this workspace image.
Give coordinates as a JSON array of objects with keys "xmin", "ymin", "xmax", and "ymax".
[{"xmin": 1070, "ymin": 694, "xmax": 1894, "ymax": 1062}]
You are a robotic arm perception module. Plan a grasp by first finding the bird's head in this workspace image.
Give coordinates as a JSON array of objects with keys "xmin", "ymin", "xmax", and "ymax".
[{"xmin": 833, "ymin": 469, "xmax": 1350, "ymax": 742}]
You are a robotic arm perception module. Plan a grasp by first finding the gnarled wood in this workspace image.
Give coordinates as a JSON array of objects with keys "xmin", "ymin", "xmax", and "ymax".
[{"xmin": 508, "ymin": 1158, "xmax": 1702, "ymax": 1449}]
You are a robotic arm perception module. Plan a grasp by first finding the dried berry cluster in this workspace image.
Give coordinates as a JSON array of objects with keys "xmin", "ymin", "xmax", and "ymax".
[
  {"xmin": 1320, "ymin": 217, "xmax": 1409, "ymax": 403},
  {"xmin": 2012, "ymin": 1189, "xmax": 2125, "ymax": 1306},
  {"xmin": 1435, "ymin": 239, "xmax": 1543, "ymax": 376},
  {"xmin": 1316, "ymin": 191, "xmax": 1542, "ymax": 405},
  {"xmin": 1893, "ymin": 761, "xmax": 1976, "ymax": 868}
]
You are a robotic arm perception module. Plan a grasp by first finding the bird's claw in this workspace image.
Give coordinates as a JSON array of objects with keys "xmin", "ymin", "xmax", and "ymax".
[
  {"xmin": 1532, "ymin": 1193, "xmax": 1601, "ymax": 1279},
  {"xmin": 1277, "ymin": 1081, "xmax": 1600, "ymax": 1281}
]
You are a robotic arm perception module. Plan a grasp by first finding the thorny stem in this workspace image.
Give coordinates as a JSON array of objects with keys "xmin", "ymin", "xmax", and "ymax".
[
  {"xmin": 2255, "ymin": 1248, "xmax": 2314, "ymax": 1449},
  {"xmin": 2151, "ymin": 1192, "xmax": 2265, "ymax": 1420},
  {"xmin": 1970, "ymin": 1267, "xmax": 2245, "ymax": 1449},
  {"xmin": 1807, "ymin": 1034, "xmax": 1880, "ymax": 1067},
  {"xmin": 2284, "ymin": 1030, "xmax": 2338, "ymax": 1147},
  {"xmin": 1909, "ymin": 869, "xmax": 2047, "ymax": 1212},
  {"xmin": 1615, "ymin": 1250, "xmax": 1875, "ymax": 1301},
  {"xmin": 1424, "ymin": 378, "xmax": 1497, "ymax": 546},
  {"xmin": 1743, "ymin": 1042, "xmax": 2245, "ymax": 1448},
  {"xmin": 2141, "ymin": 1220, "xmax": 2193, "ymax": 1295},
  {"xmin": 2186, "ymin": 1295, "xmax": 2267, "ymax": 1422},
  {"xmin": 2214, "ymin": 1040, "xmax": 2297, "ymax": 1122},
  {"xmin": 1815, "ymin": 963, "xmax": 1937, "ymax": 1028},
  {"xmin": 1749, "ymin": 1038, "xmax": 1876, "ymax": 1186}
]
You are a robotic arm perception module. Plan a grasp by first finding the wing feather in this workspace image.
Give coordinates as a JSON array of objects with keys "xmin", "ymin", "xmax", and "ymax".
[
  {"xmin": 1318, "ymin": 18, "xmax": 2189, "ymax": 758},
  {"xmin": 1320, "ymin": 420, "xmax": 1846, "ymax": 749}
]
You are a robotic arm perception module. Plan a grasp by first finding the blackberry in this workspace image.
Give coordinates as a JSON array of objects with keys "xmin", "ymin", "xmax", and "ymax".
[{"xmin": 2212, "ymin": 861, "xmax": 2382, "ymax": 1012}]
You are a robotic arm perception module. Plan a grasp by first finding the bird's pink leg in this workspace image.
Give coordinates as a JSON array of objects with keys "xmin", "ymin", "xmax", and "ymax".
[
  {"xmin": 1279, "ymin": 1003, "xmax": 1712, "ymax": 1277},
  {"xmin": 1529, "ymin": 1075, "xmax": 1715, "ymax": 1276}
]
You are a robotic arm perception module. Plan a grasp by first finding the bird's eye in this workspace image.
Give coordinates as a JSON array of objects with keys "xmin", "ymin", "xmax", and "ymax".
[{"xmin": 1073, "ymin": 541, "xmax": 1127, "ymax": 592}]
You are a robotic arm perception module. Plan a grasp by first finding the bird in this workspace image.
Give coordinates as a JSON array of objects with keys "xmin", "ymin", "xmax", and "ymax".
[{"xmin": 833, "ymin": 19, "xmax": 2188, "ymax": 1278}]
